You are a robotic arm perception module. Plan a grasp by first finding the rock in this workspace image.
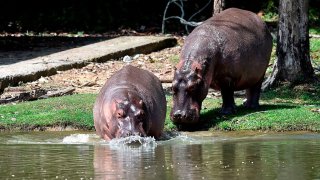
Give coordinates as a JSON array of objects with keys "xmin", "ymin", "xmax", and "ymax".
[
  {"xmin": 38, "ymin": 77, "xmax": 49, "ymax": 84},
  {"xmin": 133, "ymin": 54, "xmax": 141, "ymax": 59},
  {"xmin": 123, "ymin": 55, "xmax": 133, "ymax": 63}
]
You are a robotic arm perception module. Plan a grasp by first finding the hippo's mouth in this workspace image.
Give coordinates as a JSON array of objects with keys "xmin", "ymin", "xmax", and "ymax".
[{"xmin": 170, "ymin": 109, "xmax": 200, "ymax": 124}]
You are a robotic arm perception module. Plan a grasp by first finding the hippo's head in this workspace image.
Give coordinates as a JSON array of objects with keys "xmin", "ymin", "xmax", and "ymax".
[
  {"xmin": 170, "ymin": 61, "xmax": 209, "ymax": 124},
  {"xmin": 111, "ymin": 93, "xmax": 148, "ymax": 138}
]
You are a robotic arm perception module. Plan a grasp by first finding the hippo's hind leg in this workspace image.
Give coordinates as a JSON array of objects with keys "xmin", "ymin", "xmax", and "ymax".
[
  {"xmin": 243, "ymin": 78, "xmax": 263, "ymax": 109},
  {"xmin": 220, "ymin": 87, "xmax": 236, "ymax": 115}
]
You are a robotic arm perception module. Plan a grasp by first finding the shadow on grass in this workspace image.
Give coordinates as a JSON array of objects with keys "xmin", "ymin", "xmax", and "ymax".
[{"xmin": 175, "ymin": 104, "xmax": 296, "ymax": 131}]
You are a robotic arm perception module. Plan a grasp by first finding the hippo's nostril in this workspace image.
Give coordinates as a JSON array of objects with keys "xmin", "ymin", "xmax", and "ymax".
[
  {"xmin": 124, "ymin": 132, "xmax": 131, "ymax": 137},
  {"xmin": 119, "ymin": 130, "xmax": 132, "ymax": 138},
  {"xmin": 173, "ymin": 110, "xmax": 187, "ymax": 120},
  {"xmin": 173, "ymin": 111, "xmax": 181, "ymax": 119}
]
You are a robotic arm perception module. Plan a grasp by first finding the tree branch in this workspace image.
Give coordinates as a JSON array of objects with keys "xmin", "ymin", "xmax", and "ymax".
[
  {"xmin": 162, "ymin": 0, "xmax": 212, "ymax": 34},
  {"xmin": 262, "ymin": 61, "xmax": 280, "ymax": 91}
]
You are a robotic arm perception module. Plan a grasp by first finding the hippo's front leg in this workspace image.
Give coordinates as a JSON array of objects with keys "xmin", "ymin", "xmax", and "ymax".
[{"xmin": 220, "ymin": 87, "xmax": 236, "ymax": 115}]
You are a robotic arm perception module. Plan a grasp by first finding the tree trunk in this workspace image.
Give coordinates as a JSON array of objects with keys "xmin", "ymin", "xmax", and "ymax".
[
  {"xmin": 213, "ymin": 0, "xmax": 225, "ymax": 15},
  {"xmin": 263, "ymin": 0, "xmax": 315, "ymax": 89}
]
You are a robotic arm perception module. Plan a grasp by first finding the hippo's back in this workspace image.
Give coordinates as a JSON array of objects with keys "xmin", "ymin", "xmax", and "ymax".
[
  {"xmin": 187, "ymin": 8, "xmax": 272, "ymax": 59},
  {"xmin": 210, "ymin": 8, "xmax": 271, "ymax": 50},
  {"xmin": 110, "ymin": 65, "xmax": 165, "ymax": 103}
]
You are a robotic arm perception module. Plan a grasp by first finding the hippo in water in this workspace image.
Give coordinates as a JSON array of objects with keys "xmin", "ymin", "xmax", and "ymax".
[
  {"xmin": 171, "ymin": 8, "xmax": 273, "ymax": 125},
  {"xmin": 93, "ymin": 65, "xmax": 166, "ymax": 140}
]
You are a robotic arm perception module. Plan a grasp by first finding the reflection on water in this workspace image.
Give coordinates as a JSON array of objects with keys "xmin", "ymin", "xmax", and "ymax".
[{"xmin": 0, "ymin": 131, "xmax": 319, "ymax": 179}]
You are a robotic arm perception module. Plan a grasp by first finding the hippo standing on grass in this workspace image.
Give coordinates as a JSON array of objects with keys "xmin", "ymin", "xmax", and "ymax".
[
  {"xmin": 93, "ymin": 65, "xmax": 166, "ymax": 140},
  {"xmin": 171, "ymin": 8, "xmax": 273, "ymax": 125}
]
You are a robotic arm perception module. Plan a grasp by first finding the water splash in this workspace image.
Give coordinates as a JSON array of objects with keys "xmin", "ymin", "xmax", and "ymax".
[{"xmin": 109, "ymin": 135, "xmax": 157, "ymax": 151}]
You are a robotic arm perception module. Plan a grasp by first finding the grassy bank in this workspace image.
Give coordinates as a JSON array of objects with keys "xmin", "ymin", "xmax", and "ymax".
[
  {"xmin": 201, "ymin": 83, "xmax": 320, "ymax": 132},
  {"xmin": 0, "ymin": 82, "xmax": 319, "ymax": 132},
  {"xmin": 1, "ymin": 37, "xmax": 319, "ymax": 132},
  {"xmin": 0, "ymin": 94, "xmax": 96, "ymax": 131}
]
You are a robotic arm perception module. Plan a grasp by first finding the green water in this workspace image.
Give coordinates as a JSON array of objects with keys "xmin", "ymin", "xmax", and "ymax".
[{"xmin": 0, "ymin": 131, "xmax": 319, "ymax": 180}]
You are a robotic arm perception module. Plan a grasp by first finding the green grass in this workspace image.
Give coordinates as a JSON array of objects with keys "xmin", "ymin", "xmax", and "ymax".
[
  {"xmin": 169, "ymin": 55, "xmax": 179, "ymax": 65},
  {"xmin": 0, "ymin": 94, "xmax": 96, "ymax": 130},
  {"xmin": 311, "ymin": 38, "xmax": 320, "ymax": 52},
  {"xmin": 1, "ymin": 83, "xmax": 319, "ymax": 132},
  {"xmin": 310, "ymin": 38, "xmax": 320, "ymax": 66},
  {"xmin": 207, "ymin": 83, "xmax": 320, "ymax": 132}
]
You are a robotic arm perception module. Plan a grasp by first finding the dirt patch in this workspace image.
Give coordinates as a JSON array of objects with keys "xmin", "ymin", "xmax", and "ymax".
[{"xmin": 1, "ymin": 35, "xmax": 184, "ymax": 100}]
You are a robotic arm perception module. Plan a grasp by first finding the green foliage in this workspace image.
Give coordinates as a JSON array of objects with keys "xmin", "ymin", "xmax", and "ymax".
[
  {"xmin": 261, "ymin": 12, "xmax": 278, "ymax": 22},
  {"xmin": 309, "ymin": 8, "xmax": 320, "ymax": 26},
  {"xmin": 261, "ymin": 0, "xmax": 319, "ymax": 27},
  {"xmin": 310, "ymin": 28, "xmax": 320, "ymax": 35},
  {"xmin": 263, "ymin": 0, "xmax": 279, "ymax": 13},
  {"xmin": 261, "ymin": 0, "xmax": 278, "ymax": 22}
]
